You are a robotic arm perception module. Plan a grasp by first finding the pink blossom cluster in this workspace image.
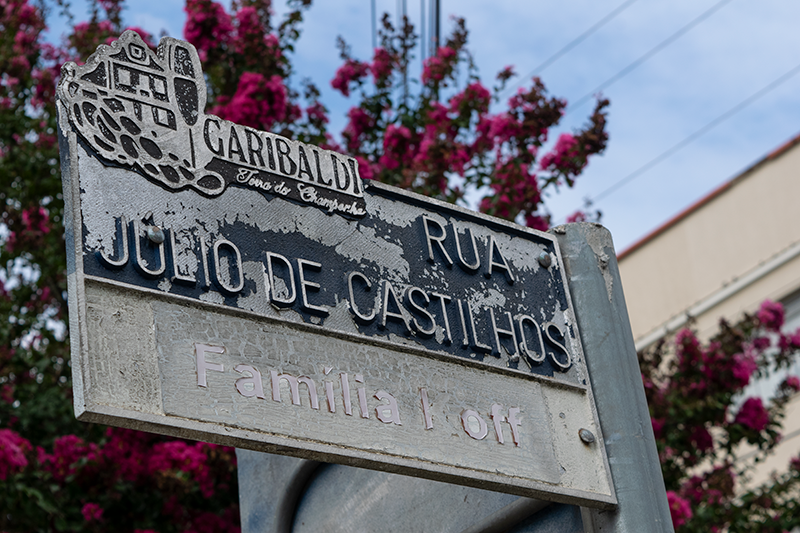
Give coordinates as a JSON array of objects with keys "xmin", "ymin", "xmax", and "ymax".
[
  {"xmin": 422, "ymin": 46, "xmax": 456, "ymax": 84},
  {"xmin": 449, "ymin": 82, "xmax": 491, "ymax": 116},
  {"xmin": 734, "ymin": 397, "xmax": 770, "ymax": 432},
  {"xmin": 38, "ymin": 434, "xmax": 100, "ymax": 482},
  {"xmin": 379, "ymin": 124, "xmax": 412, "ymax": 170},
  {"xmin": 539, "ymin": 133, "xmax": 580, "ymax": 174},
  {"xmin": 342, "ymin": 107, "xmax": 375, "ymax": 152},
  {"xmin": 0, "ymin": 429, "xmax": 30, "ymax": 480},
  {"xmin": 758, "ymin": 300, "xmax": 785, "ymax": 331},
  {"xmin": 3, "ymin": 0, "xmax": 45, "ymax": 76},
  {"xmin": 305, "ymin": 102, "xmax": 328, "ymax": 125},
  {"xmin": 148, "ymin": 441, "xmax": 218, "ymax": 498},
  {"xmin": 212, "ymin": 72, "xmax": 299, "ymax": 131},
  {"xmin": 667, "ymin": 490, "xmax": 693, "ymax": 527},
  {"xmin": 565, "ymin": 211, "xmax": 588, "ymax": 223},
  {"xmin": 184, "ymin": 0, "xmax": 234, "ymax": 63},
  {"xmin": 331, "ymin": 59, "xmax": 370, "ymax": 97},
  {"xmin": 4, "ymin": 205, "xmax": 51, "ymax": 254},
  {"xmin": 370, "ymin": 47, "xmax": 394, "ymax": 82},
  {"xmin": 81, "ymin": 502, "xmax": 104, "ymax": 522}
]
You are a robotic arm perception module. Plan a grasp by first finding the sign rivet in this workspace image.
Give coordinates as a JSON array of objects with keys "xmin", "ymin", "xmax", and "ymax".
[
  {"xmin": 538, "ymin": 251, "xmax": 552, "ymax": 268},
  {"xmin": 579, "ymin": 428, "xmax": 595, "ymax": 444},
  {"xmin": 146, "ymin": 225, "xmax": 165, "ymax": 244}
]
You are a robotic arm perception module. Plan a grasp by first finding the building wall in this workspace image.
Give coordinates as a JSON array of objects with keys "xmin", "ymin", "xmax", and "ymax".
[
  {"xmin": 618, "ymin": 135, "xmax": 800, "ymax": 346},
  {"xmin": 616, "ymin": 133, "xmax": 800, "ymax": 489}
]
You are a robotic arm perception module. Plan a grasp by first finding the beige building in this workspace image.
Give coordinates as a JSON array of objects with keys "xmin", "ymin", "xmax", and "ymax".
[{"xmin": 617, "ymin": 133, "xmax": 800, "ymax": 485}]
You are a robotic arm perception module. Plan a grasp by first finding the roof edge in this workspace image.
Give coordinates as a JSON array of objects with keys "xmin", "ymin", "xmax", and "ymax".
[{"xmin": 617, "ymin": 132, "xmax": 800, "ymax": 261}]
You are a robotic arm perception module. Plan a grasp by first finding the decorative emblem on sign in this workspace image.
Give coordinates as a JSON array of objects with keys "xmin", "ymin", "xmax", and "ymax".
[{"xmin": 57, "ymin": 31, "xmax": 366, "ymax": 216}]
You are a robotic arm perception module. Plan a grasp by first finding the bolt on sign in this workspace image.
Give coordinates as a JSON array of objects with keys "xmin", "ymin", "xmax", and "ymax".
[{"xmin": 57, "ymin": 31, "xmax": 616, "ymax": 508}]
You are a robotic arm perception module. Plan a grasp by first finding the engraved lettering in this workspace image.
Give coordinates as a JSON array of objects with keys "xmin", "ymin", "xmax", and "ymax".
[
  {"xmin": 340, "ymin": 372, "xmax": 353, "ymax": 416},
  {"xmin": 347, "ymin": 271, "xmax": 377, "ymax": 324},
  {"xmin": 490, "ymin": 308, "xmax": 518, "ymax": 360},
  {"xmin": 422, "ymin": 215, "xmax": 453, "ymax": 267},
  {"xmin": 491, "ymin": 404, "xmax": 505, "ymax": 444},
  {"xmin": 297, "ymin": 145, "xmax": 314, "ymax": 182},
  {"xmin": 203, "ymin": 117, "xmax": 224, "ymax": 156},
  {"xmin": 485, "ymin": 235, "xmax": 514, "ymax": 284},
  {"xmin": 228, "ymin": 126, "xmax": 246, "ymax": 163},
  {"xmin": 355, "ymin": 374, "xmax": 369, "ymax": 418},
  {"xmin": 168, "ymin": 229, "xmax": 196, "ymax": 285},
  {"xmin": 406, "ymin": 286, "xmax": 436, "ymax": 337},
  {"xmin": 507, "ymin": 407, "xmax": 522, "ymax": 446},
  {"xmin": 297, "ymin": 258, "xmax": 327, "ymax": 316},
  {"xmin": 380, "ymin": 281, "xmax": 412, "ymax": 333},
  {"xmin": 544, "ymin": 322, "xmax": 572, "ymax": 371},
  {"xmin": 270, "ymin": 370, "xmax": 319, "ymax": 409},
  {"xmin": 96, "ymin": 216, "xmax": 129, "ymax": 269},
  {"xmin": 430, "ymin": 292, "xmax": 453, "ymax": 345},
  {"xmin": 212, "ymin": 238, "xmax": 244, "ymax": 294},
  {"xmin": 275, "ymin": 137, "xmax": 297, "ymax": 176},
  {"xmin": 461, "ymin": 409, "xmax": 488, "ymax": 440},
  {"xmin": 420, "ymin": 388, "xmax": 433, "ymax": 430},
  {"xmin": 194, "ymin": 343, "xmax": 224, "ymax": 387},
  {"xmin": 518, "ymin": 315, "xmax": 545, "ymax": 366},
  {"xmin": 234, "ymin": 364, "xmax": 266, "ymax": 399},
  {"xmin": 453, "ymin": 224, "xmax": 480, "ymax": 273},
  {"xmin": 374, "ymin": 390, "xmax": 402, "ymax": 425},
  {"xmin": 265, "ymin": 251, "xmax": 296, "ymax": 306},
  {"xmin": 245, "ymin": 128, "xmax": 265, "ymax": 167}
]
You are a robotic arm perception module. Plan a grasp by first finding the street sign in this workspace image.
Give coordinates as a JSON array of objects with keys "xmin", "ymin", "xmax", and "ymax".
[{"xmin": 57, "ymin": 31, "xmax": 616, "ymax": 508}]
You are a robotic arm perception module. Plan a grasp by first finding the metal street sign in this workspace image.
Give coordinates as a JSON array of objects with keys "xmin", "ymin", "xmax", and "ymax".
[{"xmin": 57, "ymin": 31, "xmax": 616, "ymax": 508}]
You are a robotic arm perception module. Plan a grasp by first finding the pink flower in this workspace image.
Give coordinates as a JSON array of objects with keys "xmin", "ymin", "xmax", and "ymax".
[
  {"xmin": 422, "ymin": 46, "xmax": 457, "ymax": 83},
  {"xmin": 525, "ymin": 214, "xmax": 549, "ymax": 231},
  {"xmin": 40, "ymin": 434, "xmax": 100, "ymax": 482},
  {"xmin": 758, "ymin": 300, "xmax": 785, "ymax": 331},
  {"xmin": 81, "ymin": 502, "xmax": 103, "ymax": 522},
  {"xmin": 331, "ymin": 59, "xmax": 369, "ymax": 97},
  {"xmin": 566, "ymin": 211, "xmax": 587, "ymax": 223},
  {"xmin": 651, "ymin": 418, "xmax": 665, "ymax": 439},
  {"xmin": 305, "ymin": 102, "xmax": 328, "ymax": 124},
  {"xmin": 379, "ymin": 124, "xmax": 412, "ymax": 170},
  {"xmin": 21, "ymin": 206, "xmax": 49, "ymax": 234},
  {"xmin": 667, "ymin": 490, "xmax": 693, "ymax": 527},
  {"xmin": 184, "ymin": 0, "xmax": 234, "ymax": 61},
  {"xmin": 211, "ymin": 72, "xmax": 292, "ymax": 130},
  {"xmin": 0, "ymin": 429, "xmax": 31, "ymax": 480},
  {"xmin": 784, "ymin": 376, "xmax": 800, "ymax": 392},
  {"xmin": 148, "ymin": 441, "xmax": 216, "ymax": 498},
  {"xmin": 689, "ymin": 426, "xmax": 713, "ymax": 452},
  {"xmin": 540, "ymin": 133, "xmax": 578, "ymax": 171},
  {"xmin": 354, "ymin": 156, "xmax": 375, "ymax": 181},
  {"xmin": 342, "ymin": 107, "xmax": 374, "ymax": 151},
  {"xmin": 449, "ymin": 82, "xmax": 491, "ymax": 115},
  {"xmin": 370, "ymin": 47, "xmax": 394, "ymax": 81},
  {"xmin": 735, "ymin": 397, "xmax": 770, "ymax": 432},
  {"xmin": 732, "ymin": 352, "xmax": 758, "ymax": 387}
]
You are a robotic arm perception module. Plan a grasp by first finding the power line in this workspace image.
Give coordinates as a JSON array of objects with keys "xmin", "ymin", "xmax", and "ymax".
[
  {"xmin": 499, "ymin": 0, "xmax": 638, "ymax": 99},
  {"xmin": 566, "ymin": 0, "xmax": 734, "ymax": 114},
  {"xmin": 584, "ymin": 60, "xmax": 800, "ymax": 207}
]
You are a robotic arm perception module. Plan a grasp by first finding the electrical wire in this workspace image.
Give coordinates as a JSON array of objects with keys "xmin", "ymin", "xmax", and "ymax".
[
  {"xmin": 584, "ymin": 60, "xmax": 800, "ymax": 207},
  {"xmin": 566, "ymin": 0, "xmax": 734, "ymax": 114},
  {"xmin": 498, "ymin": 0, "xmax": 638, "ymax": 100}
]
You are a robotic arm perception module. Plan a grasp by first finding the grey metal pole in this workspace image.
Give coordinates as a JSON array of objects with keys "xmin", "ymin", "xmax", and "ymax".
[{"xmin": 551, "ymin": 222, "xmax": 674, "ymax": 533}]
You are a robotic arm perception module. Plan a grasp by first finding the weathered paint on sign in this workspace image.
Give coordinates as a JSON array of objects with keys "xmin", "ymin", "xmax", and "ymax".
[{"xmin": 58, "ymin": 31, "xmax": 616, "ymax": 508}]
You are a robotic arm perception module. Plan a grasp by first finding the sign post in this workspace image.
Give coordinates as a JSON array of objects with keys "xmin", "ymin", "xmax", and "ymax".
[{"xmin": 56, "ymin": 31, "xmax": 670, "ymax": 528}]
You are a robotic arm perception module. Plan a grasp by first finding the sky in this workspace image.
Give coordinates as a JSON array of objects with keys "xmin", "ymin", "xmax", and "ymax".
[{"xmin": 48, "ymin": 0, "xmax": 800, "ymax": 253}]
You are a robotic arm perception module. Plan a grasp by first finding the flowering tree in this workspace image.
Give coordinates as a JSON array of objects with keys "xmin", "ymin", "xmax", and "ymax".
[
  {"xmin": 641, "ymin": 300, "xmax": 800, "ymax": 532},
  {"xmin": 17, "ymin": 0, "xmax": 800, "ymax": 532},
  {"xmin": 0, "ymin": 0, "xmax": 609, "ymax": 529}
]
